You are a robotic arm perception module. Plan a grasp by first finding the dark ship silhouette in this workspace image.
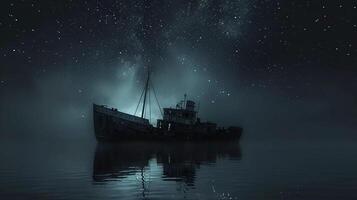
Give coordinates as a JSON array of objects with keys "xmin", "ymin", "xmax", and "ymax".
[{"xmin": 93, "ymin": 71, "xmax": 242, "ymax": 142}]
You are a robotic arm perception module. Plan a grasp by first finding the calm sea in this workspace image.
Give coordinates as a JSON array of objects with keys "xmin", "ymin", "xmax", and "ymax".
[{"xmin": 0, "ymin": 139, "xmax": 356, "ymax": 200}]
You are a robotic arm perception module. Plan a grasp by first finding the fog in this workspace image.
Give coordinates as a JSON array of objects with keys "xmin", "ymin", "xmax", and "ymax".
[{"xmin": 1, "ymin": 51, "xmax": 356, "ymax": 142}]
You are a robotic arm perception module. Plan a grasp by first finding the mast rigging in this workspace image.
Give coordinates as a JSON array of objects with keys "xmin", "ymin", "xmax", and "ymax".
[{"xmin": 141, "ymin": 69, "xmax": 150, "ymax": 118}]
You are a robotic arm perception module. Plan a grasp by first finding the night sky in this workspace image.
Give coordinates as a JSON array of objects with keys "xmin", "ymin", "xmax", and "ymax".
[{"xmin": 1, "ymin": 0, "xmax": 356, "ymax": 141}]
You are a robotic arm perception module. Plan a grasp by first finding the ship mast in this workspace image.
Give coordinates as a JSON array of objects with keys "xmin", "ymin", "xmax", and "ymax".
[{"xmin": 141, "ymin": 69, "xmax": 150, "ymax": 118}]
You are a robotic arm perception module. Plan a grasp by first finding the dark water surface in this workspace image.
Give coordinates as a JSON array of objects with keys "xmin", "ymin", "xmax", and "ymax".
[{"xmin": 1, "ymin": 139, "xmax": 357, "ymax": 200}]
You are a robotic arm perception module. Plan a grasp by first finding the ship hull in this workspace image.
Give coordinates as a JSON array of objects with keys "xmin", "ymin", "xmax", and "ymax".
[{"xmin": 93, "ymin": 104, "xmax": 242, "ymax": 142}]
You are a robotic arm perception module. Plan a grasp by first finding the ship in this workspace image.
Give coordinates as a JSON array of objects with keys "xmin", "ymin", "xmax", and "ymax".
[{"xmin": 93, "ymin": 71, "xmax": 243, "ymax": 142}]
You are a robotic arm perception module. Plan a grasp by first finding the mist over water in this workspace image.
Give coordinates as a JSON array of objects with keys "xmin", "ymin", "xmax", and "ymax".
[
  {"xmin": 1, "ymin": 60, "xmax": 356, "ymax": 141},
  {"xmin": 2, "ymin": 58, "xmax": 355, "ymax": 199},
  {"xmin": 1, "ymin": 60, "xmax": 356, "ymax": 198}
]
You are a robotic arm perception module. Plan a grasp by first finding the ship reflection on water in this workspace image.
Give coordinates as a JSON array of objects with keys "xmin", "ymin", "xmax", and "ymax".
[
  {"xmin": 1, "ymin": 140, "xmax": 357, "ymax": 199},
  {"xmin": 92, "ymin": 141, "xmax": 241, "ymax": 191}
]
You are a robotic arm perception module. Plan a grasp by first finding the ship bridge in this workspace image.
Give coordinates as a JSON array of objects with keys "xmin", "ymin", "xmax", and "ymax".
[
  {"xmin": 157, "ymin": 97, "xmax": 198, "ymax": 130},
  {"xmin": 163, "ymin": 100, "xmax": 197, "ymax": 125}
]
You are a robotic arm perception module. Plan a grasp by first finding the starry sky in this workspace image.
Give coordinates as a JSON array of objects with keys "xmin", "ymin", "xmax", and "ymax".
[{"xmin": 1, "ymin": 0, "xmax": 357, "ymax": 141}]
